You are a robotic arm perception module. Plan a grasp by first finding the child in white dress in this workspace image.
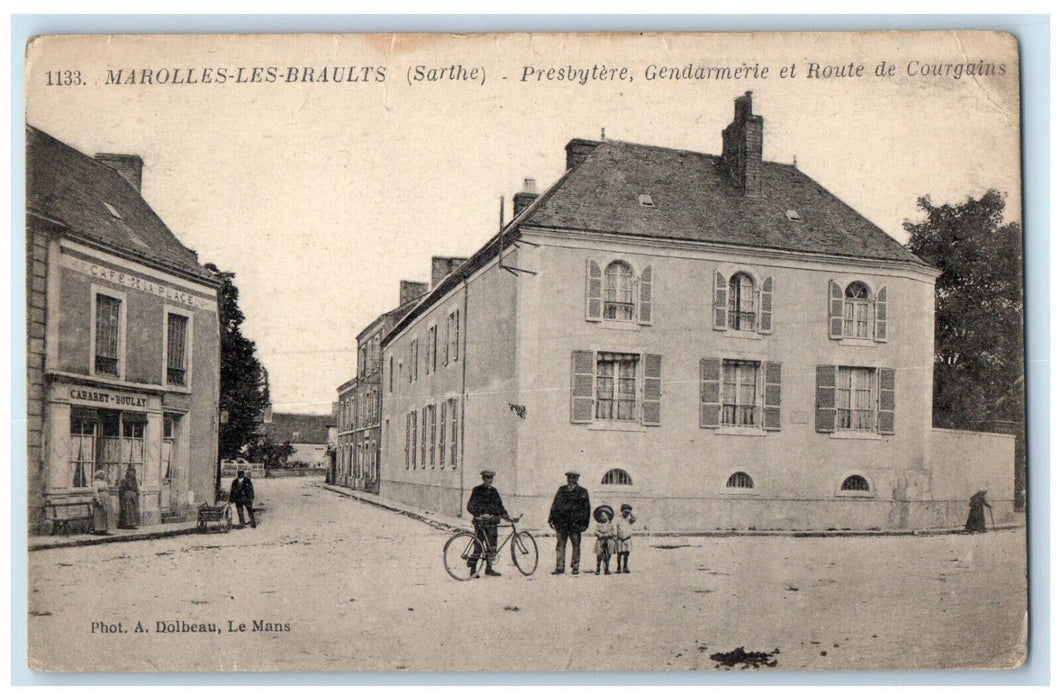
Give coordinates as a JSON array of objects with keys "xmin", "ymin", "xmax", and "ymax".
[{"xmin": 614, "ymin": 503, "xmax": 637, "ymax": 574}]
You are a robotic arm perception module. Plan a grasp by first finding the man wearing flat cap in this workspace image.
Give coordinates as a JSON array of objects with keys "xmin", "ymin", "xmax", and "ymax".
[
  {"xmin": 548, "ymin": 471, "xmax": 591, "ymax": 575},
  {"xmin": 466, "ymin": 470, "xmax": 509, "ymax": 577}
]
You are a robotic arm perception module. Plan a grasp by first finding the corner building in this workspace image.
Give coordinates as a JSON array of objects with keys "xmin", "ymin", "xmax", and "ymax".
[
  {"xmin": 26, "ymin": 127, "xmax": 221, "ymax": 534},
  {"xmin": 379, "ymin": 94, "xmax": 1016, "ymax": 531}
]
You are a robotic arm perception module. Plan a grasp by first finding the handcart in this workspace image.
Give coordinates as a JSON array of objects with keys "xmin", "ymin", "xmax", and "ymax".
[{"xmin": 196, "ymin": 502, "xmax": 233, "ymax": 533}]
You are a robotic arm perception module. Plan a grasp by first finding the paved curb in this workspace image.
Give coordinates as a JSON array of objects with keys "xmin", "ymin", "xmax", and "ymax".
[
  {"xmin": 29, "ymin": 526, "xmax": 204, "ymax": 551},
  {"xmin": 319, "ymin": 483, "xmax": 1026, "ymax": 539},
  {"xmin": 321, "ymin": 483, "xmax": 467, "ymax": 534}
]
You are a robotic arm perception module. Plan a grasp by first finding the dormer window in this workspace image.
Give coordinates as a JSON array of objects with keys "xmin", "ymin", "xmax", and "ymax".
[
  {"xmin": 785, "ymin": 209, "xmax": 801, "ymax": 221},
  {"xmin": 638, "ymin": 194, "xmax": 655, "ymax": 208}
]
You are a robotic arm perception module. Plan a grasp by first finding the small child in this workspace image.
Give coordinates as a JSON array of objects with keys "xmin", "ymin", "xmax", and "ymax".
[
  {"xmin": 593, "ymin": 505, "xmax": 616, "ymax": 575},
  {"xmin": 614, "ymin": 503, "xmax": 637, "ymax": 574}
]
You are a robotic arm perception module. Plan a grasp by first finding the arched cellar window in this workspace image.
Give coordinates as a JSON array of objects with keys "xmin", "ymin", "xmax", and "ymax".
[
  {"xmin": 726, "ymin": 471, "xmax": 754, "ymax": 489},
  {"xmin": 602, "ymin": 468, "xmax": 633, "ymax": 486},
  {"xmin": 840, "ymin": 474, "xmax": 870, "ymax": 492}
]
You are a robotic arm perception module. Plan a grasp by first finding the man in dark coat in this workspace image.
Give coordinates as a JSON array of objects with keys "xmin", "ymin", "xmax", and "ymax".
[
  {"xmin": 548, "ymin": 471, "xmax": 591, "ymax": 575},
  {"xmin": 229, "ymin": 470, "xmax": 256, "ymax": 528},
  {"xmin": 466, "ymin": 470, "xmax": 509, "ymax": 577}
]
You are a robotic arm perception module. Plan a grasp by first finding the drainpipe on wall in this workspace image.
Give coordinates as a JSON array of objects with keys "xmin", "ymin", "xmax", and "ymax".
[{"xmin": 458, "ymin": 276, "xmax": 469, "ymax": 518}]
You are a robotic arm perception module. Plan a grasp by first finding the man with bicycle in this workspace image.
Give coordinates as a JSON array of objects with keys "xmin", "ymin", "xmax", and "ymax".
[{"xmin": 466, "ymin": 470, "xmax": 510, "ymax": 577}]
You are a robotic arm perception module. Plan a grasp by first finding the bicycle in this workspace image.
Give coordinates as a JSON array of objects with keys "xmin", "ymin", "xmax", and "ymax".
[{"xmin": 443, "ymin": 515, "xmax": 538, "ymax": 580}]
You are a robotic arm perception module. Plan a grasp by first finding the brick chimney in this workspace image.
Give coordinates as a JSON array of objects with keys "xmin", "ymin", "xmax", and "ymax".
[
  {"xmin": 512, "ymin": 178, "xmax": 538, "ymax": 216},
  {"xmin": 721, "ymin": 92, "xmax": 763, "ymax": 197},
  {"xmin": 95, "ymin": 153, "xmax": 144, "ymax": 192},
  {"xmin": 399, "ymin": 280, "xmax": 429, "ymax": 306},
  {"xmin": 431, "ymin": 257, "xmax": 468, "ymax": 289},
  {"xmin": 565, "ymin": 139, "xmax": 599, "ymax": 170}
]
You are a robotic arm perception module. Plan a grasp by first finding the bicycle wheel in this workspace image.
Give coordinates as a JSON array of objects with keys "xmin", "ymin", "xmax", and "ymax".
[
  {"xmin": 443, "ymin": 532, "xmax": 485, "ymax": 581},
  {"xmin": 511, "ymin": 531, "xmax": 538, "ymax": 576}
]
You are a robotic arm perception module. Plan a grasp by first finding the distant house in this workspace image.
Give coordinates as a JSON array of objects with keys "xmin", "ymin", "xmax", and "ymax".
[
  {"xmin": 376, "ymin": 93, "xmax": 1016, "ymax": 531},
  {"xmin": 26, "ymin": 126, "xmax": 221, "ymax": 533},
  {"xmin": 261, "ymin": 412, "xmax": 334, "ymax": 469}
]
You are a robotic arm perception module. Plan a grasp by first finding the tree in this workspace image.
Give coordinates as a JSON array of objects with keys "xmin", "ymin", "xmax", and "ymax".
[
  {"xmin": 904, "ymin": 190, "xmax": 1025, "ymax": 506},
  {"xmin": 206, "ymin": 263, "xmax": 271, "ymax": 460}
]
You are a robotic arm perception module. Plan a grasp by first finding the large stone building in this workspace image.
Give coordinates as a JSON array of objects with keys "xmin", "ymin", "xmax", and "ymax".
[
  {"xmin": 376, "ymin": 93, "xmax": 1016, "ymax": 531},
  {"xmin": 26, "ymin": 126, "xmax": 221, "ymax": 534},
  {"xmin": 335, "ymin": 268, "xmax": 462, "ymax": 493}
]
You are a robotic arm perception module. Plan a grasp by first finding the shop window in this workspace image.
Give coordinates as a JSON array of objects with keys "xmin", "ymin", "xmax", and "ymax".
[{"xmin": 69, "ymin": 408, "xmax": 98, "ymax": 488}]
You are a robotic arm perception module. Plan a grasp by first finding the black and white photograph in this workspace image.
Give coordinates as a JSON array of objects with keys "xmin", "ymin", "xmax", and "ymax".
[{"xmin": 20, "ymin": 30, "xmax": 1028, "ymax": 673}]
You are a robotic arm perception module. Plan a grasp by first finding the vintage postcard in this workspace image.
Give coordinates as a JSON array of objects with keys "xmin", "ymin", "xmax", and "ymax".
[{"xmin": 23, "ymin": 31, "xmax": 1026, "ymax": 673}]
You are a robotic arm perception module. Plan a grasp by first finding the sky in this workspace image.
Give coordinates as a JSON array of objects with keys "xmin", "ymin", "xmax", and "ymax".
[{"xmin": 24, "ymin": 31, "xmax": 1022, "ymax": 415}]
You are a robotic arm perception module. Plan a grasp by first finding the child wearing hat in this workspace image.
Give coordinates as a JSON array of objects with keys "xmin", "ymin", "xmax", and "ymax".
[
  {"xmin": 592, "ymin": 505, "xmax": 615, "ymax": 575},
  {"xmin": 614, "ymin": 504, "xmax": 636, "ymax": 574}
]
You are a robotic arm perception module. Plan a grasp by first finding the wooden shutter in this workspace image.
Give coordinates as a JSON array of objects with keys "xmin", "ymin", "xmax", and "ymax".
[
  {"xmin": 878, "ymin": 367, "xmax": 896, "ymax": 435},
  {"xmin": 815, "ymin": 365, "xmax": 837, "ymax": 433},
  {"xmin": 642, "ymin": 353, "xmax": 662, "ymax": 426},
  {"xmin": 571, "ymin": 351, "xmax": 595, "ymax": 423},
  {"xmin": 759, "ymin": 276, "xmax": 774, "ymax": 333},
  {"xmin": 763, "ymin": 361, "xmax": 782, "ymax": 431},
  {"xmin": 874, "ymin": 286, "xmax": 888, "ymax": 342},
  {"xmin": 699, "ymin": 358, "xmax": 721, "ymax": 428},
  {"xmin": 713, "ymin": 271, "xmax": 728, "ymax": 330},
  {"xmin": 638, "ymin": 265, "xmax": 653, "ymax": 325},
  {"xmin": 586, "ymin": 260, "xmax": 602, "ymax": 321},
  {"xmin": 828, "ymin": 280, "xmax": 844, "ymax": 339}
]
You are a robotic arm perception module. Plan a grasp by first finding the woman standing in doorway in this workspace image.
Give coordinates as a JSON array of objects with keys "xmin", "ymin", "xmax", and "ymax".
[
  {"xmin": 91, "ymin": 469, "xmax": 111, "ymax": 534},
  {"xmin": 118, "ymin": 466, "xmax": 140, "ymax": 529}
]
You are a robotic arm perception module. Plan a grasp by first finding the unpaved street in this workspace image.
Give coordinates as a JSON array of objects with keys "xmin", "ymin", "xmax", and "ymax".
[{"xmin": 28, "ymin": 477, "xmax": 1027, "ymax": 672}]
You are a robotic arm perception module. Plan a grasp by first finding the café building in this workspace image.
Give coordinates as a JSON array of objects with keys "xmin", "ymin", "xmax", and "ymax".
[{"xmin": 27, "ymin": 126, "xmax": 221, "ymax": 534}]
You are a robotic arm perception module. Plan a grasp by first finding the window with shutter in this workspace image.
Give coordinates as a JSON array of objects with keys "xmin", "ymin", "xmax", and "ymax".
[
  {"xmin": 763, "ymin": 361, "xmax": 782, "ymax": 430},
  {"xmin": 828, "ymin": 281, "xmax": 844, "ymax": 339},
  {"xmin": 699, "ymin": 358, "xmax": 721, "ymax": 428},
  {"xmin": 878, "ymin": 368, "xmax": 896, "ymax": 434},
  {"xmin": 586, "ymin": 260, "xmax": 602, "ymax": 321},
  {"xmin": 570, "ymin": 351, "xmax": 595, "ymax": 423},
  {"xmin": 638, "ymin": 265, "xmax": 653, "ymax": 325},
  {"xmin": 874, "ymin": 286, "xmax": 888, "ymax": 342},
  {"xmin": 713, "ymin": 271, "xmax": 728, "ymax": 330},
  {"xmin": 815, "ymin": 365, "xmax": 837, "ymax": 432},
  {"xmin": 759, "ymin": 277, "xmax": 773, "ymax": 333},
  {"xmin": 642, "ymin": 353, "xmax": 662, "ymax": 426}
]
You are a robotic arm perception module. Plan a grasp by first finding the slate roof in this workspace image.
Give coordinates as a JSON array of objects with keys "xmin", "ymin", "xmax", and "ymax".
[
  {"xmin": 26, "ymin": 125, "xmax": 215, "ymax": 282},
  {"xmin": 523, "ymin": 139, "xmax": 925, "ymax": 265},
  {"xmin": 262, "ymin": 412, "xmax": 333, "ymax": 445}
]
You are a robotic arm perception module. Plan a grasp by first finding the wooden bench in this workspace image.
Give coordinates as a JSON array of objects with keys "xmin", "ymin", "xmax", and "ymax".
[{"xmin": 45, "ymin": 503, "xmax": 94, "ymax": 536}]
